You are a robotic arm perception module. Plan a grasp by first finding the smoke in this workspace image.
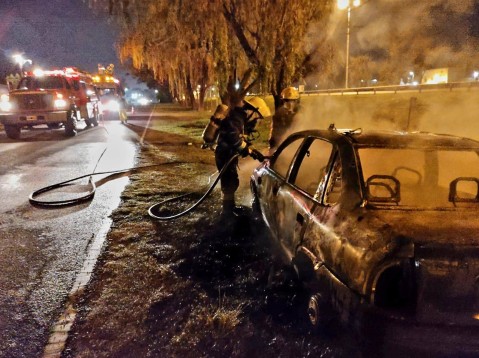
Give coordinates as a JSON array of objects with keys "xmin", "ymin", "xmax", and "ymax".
[
  {"xmin": 293, "ymin": 0, "xmax": 479, "ymax": 140},
  {"xmin": 352, "ymin": 0, "xmax": 475, "ymax": 52},
  {"xmin": 282, "ymin": 87, "xmax": 479, "ymax": 143},
  {"xmin": 315, "ymin": 0, "xmax": 479, "ymax": 87}
]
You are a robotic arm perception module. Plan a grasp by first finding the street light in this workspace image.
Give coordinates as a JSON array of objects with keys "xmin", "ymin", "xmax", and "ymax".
[
  {"xmin": 12, "ymin": 54, "xmax": 32, "ymax": 74},
  {"xmin": 338, "ymin": 0, "xmax": 360, "ymax": 88}
]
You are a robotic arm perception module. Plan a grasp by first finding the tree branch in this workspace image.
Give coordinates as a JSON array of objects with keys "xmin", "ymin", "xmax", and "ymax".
[{"xmin": 222, "ymin": 3, "xmax": 259, "ymax": 66}]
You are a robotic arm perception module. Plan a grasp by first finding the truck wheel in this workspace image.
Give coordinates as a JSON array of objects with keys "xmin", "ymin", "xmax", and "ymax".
[
  {"xmin": 47, "ymin": 123, "xmax": 61, "ymax": 129},
  {"xmin": 65, "ymin": 110, "xmax": 78, "ymax": 137},
  {"xmin": 4, "ymin": 125, "xmax": 21, "ymax": 139}
]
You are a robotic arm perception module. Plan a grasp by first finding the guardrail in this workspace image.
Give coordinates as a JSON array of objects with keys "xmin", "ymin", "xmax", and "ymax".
[{"xmin": 301, "ymin": 81, "xmax": 479, "ymax": 96}]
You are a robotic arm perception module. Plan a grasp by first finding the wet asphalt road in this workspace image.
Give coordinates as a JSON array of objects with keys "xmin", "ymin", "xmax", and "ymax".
[{"xmin": 0, "ymin": 121, "xmax": 140, "ymax": 357}]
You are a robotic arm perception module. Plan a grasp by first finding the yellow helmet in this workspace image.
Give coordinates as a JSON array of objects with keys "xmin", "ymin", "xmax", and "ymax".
[
  {"xmin": 244, "ymin": 96, "xmax": 271, "ymax": 119},
  {"xmin": 280, "ymin": 87, "xmax": 300, "ymax": 100}
]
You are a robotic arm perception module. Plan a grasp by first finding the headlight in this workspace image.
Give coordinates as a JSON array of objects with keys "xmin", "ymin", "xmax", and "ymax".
[
  {"xmin": 0, "ymin": 94, "xmax": 11, "ymax": 112},
  {"xmin": 138, "ymin": 97, "xmax": 150, "ymax": 106},
  {"xmin": 54, "ymin": 98, "xmax": 68, "ymax": 109},
  {"xmin": 53, "ymin": 93, "xmax": 68, "ymax": 109},
  {"xmin": 105, "ymin": 100, "xmax": 120, "ymax": 112},
  {"xmin": 0, "ymin": 101, "xmax": 11, "ymax": 112}
]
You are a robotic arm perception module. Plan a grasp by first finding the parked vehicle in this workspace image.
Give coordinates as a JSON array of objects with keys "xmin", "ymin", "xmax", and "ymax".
[
  {"xmin": 92, "ymin": 72, "xmax": 127, "ymax": 122},
  {"xmin": 250, "ymin": 125, "xmax": 479, "ymax": 351},
  {"xmin": 0, "ymin": 67, "xmax": 100, "ymax": 139}
]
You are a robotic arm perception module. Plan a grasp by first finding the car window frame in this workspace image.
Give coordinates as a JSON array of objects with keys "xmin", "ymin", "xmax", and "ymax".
[
  {"xmin": 287, "ymin": 136, "xmax": 338, "ymax": 204},
  {"xmin": 321, "ymin": 151, "xmax": 342, "ymax": 205},
  {"xmin": 269, "ymin": 134, "xmax": 306, "ymax": 180}
]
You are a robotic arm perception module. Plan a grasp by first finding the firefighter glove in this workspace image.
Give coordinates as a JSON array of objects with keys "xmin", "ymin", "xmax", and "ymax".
[
  {"xmin": 238, "ymin": 142, "xmax": 250, "ymax": 157},
  {"xmin": 249, "ymin": 148, "xmax": 265, "ymax": 162}
]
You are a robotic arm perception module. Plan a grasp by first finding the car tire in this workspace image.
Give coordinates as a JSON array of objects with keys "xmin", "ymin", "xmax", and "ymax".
[
  {"xmin": 65, "ymin": 110, "xmax": 78, "ymax": 137},
  {"xmin": 307, "ymin": 293, "xmax": 334, "ymax": 332},
  {"xmin": 4, "ymin": 125, "xmax": 21, "ymax": 139}
]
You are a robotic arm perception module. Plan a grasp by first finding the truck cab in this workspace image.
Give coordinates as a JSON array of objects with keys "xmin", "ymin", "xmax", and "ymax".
[
  {"xmin": 92, "ymin": 73, "xmax": 127, "ymax": 122},
  {"xmin": 0, "ymin": 68, "xmax": 100, "ymax": 139}
]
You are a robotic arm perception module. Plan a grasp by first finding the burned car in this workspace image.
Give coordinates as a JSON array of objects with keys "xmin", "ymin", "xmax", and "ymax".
[{"xmin": 250, "ymin": 125, "xmax": 479, "ymax": 350}]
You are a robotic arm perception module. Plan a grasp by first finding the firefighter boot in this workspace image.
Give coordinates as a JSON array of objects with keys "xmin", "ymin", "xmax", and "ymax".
[{"xmin": 221, "ymin": 199, "xmax": 236, "ymax": 219}]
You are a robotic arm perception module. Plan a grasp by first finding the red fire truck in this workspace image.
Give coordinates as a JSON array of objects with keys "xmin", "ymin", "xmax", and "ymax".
[{"xmin": 0, "ymin": 67, "xmax": 100, "ymax": 139}]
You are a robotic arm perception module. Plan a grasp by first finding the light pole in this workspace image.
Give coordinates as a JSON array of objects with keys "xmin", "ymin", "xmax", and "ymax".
[{"xmin": 338, "ymin": 0, "xmax": 360, "ymax": 88}]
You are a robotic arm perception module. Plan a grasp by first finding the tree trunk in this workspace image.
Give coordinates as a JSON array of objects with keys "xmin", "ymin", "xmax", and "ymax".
[{"xmin": 185, "ymin": 76, "xmax": 196, "ymax": 109}]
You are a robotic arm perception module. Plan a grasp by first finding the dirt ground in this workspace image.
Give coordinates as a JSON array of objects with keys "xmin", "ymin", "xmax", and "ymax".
[{"xmin": 62, "ymin": 104, "xmax": 363, "ymax": 357}]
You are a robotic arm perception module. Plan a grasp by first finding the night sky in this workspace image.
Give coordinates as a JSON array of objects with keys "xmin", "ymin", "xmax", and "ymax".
[{"xmin": 0, "ymin": 0, "xmax": 119, "ymax": 73}]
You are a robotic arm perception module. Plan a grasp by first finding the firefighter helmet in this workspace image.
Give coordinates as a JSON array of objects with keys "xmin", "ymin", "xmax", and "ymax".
[
  {"xmin": 280, "ymin": 87, "xmax": 300, "ymax": 100},
  {"xmin": 244, "ymin": 97, "xmax": 271, "ymax": 119}
]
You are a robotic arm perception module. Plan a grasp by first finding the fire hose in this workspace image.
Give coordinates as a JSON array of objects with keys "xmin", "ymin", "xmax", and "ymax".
[
  {"xmin": 29, "ymin": 153, "xmax": 243, "ymax": 221},
  {"xmin": 147, "ymin": 153, "xmax": 240, "ymax": 220}
]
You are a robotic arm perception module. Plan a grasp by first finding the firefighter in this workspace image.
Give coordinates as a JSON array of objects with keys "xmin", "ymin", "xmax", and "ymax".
[
  {"xmin": 119, "ymin": 97, "xmax": 128, "ymax": 124},
  {"xmin": 215, "ymin": 96, "xmax": 271, "ymax": 217},
  {"xmin": 269, "ymin": 86, "xmax": 300, "ymax": 150}
]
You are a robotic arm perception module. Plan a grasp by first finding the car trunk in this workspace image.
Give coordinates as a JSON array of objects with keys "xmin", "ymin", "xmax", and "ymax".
[
  {"xmin": 415, "ymin": 244, "xmax": 479, "ymax": 326},
  {"xmin": 373, "ymin": 209, "xmax": 479, "ymax": 326}
]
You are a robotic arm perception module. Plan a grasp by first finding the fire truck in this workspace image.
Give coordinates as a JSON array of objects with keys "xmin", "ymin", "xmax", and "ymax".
[
  {"xmin": 0, "ymin": 67, "xmax": 100, "ymax": 139},
  {"xmin": 92, "ymin": 64, "xmax": 127, "ymax": 122}
]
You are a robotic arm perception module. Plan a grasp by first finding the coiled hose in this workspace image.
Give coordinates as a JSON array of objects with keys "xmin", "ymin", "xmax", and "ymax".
[
  {"xmin": 29, "ymin": 153, "xmax": 241, "ymax": 221},
  {"xmin": 28, "ymin": 164, "xmax": 180, "ymax": 206}
]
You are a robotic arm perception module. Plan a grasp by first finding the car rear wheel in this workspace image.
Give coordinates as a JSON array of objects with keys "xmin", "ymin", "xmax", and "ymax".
[
  {"xmin": 4, "ymin": 125, "xmax": 21, "ymax": 139},
  {"xmin": 307, "ymin": 293, "xmax": 334, "ymax": 332},
  {"xmin": 65, "ymin": 110, "xmax": 78, "ymax": 137}
]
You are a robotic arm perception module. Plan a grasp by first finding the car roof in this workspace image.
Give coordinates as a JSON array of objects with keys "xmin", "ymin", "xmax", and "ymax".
[{"xmin": 295, "ymin": 128, "xmax": 479, "ymax": 150}]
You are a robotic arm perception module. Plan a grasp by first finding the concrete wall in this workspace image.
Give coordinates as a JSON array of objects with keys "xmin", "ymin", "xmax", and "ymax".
[{"xmin": 291, "ymin": 88, "xmax": 479, "ymax": 140}]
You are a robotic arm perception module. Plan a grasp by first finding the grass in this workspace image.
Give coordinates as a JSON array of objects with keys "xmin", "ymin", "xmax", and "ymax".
[{"xmin": 64, "ymin": 104, "xmax": 355, "ymax": 357}]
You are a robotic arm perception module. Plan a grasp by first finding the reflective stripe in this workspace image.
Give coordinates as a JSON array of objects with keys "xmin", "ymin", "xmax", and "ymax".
[{"xmin": 237, "ymin": 141, "xmax": 248, "ymax": 151}]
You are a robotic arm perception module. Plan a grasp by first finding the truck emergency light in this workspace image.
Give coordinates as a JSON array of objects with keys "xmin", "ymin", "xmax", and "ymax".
[{"xmin": 92, "ymin": 75, "xmax": 119, "ymax": 84}]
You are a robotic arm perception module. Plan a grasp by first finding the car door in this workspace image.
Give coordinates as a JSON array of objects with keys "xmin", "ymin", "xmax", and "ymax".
[
  {"xmin": 259, "ymin": 136, "xmax": 304, "ymax": 242},
  {"xmin": 267, "ymin": 136, "xmax": 335, "ymax": 258},
  {"xmin": 300, "ymin": 150, "xmax": 344, "ymax": 274}
]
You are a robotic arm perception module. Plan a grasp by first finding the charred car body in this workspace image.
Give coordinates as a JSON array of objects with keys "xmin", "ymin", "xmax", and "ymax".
[
  {"xmin": 250, "ymin": 126, "xmax": 479, "ymax": 350},
  {"xmin": 0, "ymin": 67, "xmax": 100, "ymax": 139}
]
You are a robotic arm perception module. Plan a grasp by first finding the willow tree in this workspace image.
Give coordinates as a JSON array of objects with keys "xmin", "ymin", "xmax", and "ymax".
[
  {"xmin": 112, "ymin": 1, "xmax": 221, "ymax": 109},
  {"xmin": 85, "ymin": 0, "xmax": 333, "ymax": 109},
  {"xmin": 222, "ymin": 0, "xmax": 332, "ymax": 108}
]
